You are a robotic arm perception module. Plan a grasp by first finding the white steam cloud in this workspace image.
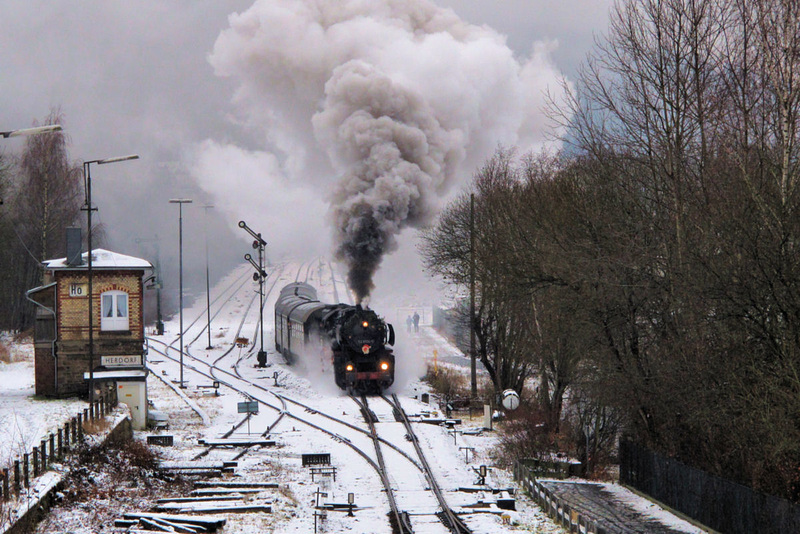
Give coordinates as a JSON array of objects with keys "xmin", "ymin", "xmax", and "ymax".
[{"xmin": 204, "ymin": 0, "xmax": 564, "ymax": 300}]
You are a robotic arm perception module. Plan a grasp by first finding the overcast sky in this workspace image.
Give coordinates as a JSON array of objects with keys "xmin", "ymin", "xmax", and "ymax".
[{"xmin": 0, "ymin": 0, "xmax": 613, "ymax": 312}]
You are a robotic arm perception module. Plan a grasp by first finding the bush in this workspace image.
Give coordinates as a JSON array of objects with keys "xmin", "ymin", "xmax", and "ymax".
[
  {"xmin": 423, "ymin": 363, "xmax": 468, "ymax": 399},
  {"xmin": 423, "ymin": 363, "xmax": 498, "ymax": 417},
  {"xmin": 73, "ymin": 438, "xmax": 159, "ymax": 473},
  {"xmin": 493, "ymin": 404, "xmax": 571, "ymax": 469}
]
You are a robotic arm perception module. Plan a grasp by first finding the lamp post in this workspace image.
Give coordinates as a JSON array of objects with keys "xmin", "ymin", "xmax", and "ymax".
[
  {"xmin": 83, "ymin": 154, "xmax": 139, "ymax": 401},
  {"xmin": 203, "ymin": 205, "xmax": 214, "ymax": 349},
  {"xmin": 0, "ymin": 124, "xmax": 62, "ymax": 138},
  {"xmin": 170, "ymin": 199, "xmax": 192, "ymax": 387},
  {"xmin": 238, "ymin": 220, "xmax": 268, "ymax": 367}
]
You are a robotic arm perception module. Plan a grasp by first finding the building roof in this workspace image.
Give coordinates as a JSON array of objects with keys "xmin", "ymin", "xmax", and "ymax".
[
  {"xmin": 83, "ymin": 369, "xmax": 148, "ymax": 381},
  {"xmin": 27, "ymin": 282, "xmax": 57, "ymax": 296},
  {"xmin": 43, "ymin": 248, "xmax": 152, "ymax": 271}
]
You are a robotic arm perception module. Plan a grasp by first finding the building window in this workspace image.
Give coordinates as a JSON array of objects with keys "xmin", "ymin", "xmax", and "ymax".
[{"xmin": 101, "ymin": 291, "xmax": 129, "ymax": 331}]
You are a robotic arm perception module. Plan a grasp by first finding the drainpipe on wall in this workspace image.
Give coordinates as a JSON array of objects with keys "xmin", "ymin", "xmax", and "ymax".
[{"xmin": 26, "ymin": 286, "xmax": 58, "ymax": 392}]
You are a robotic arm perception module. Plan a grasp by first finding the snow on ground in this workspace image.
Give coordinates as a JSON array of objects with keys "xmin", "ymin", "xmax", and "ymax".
[
  {"xmin": 0, "ymin": 335, "xmax": 87, "ymax": 468},
  {"xmin": 0, "ymin": 259, "xmax": 709, "ymax": 533},
  {"xmin": 601, "ymin": 482, "xmax": 708, "ymax": 534}
]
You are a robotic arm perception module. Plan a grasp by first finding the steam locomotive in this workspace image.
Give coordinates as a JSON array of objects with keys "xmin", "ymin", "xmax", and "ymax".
[{"xmin": 274, "ymin": 282, "xmax": 396, "ymax": 392}]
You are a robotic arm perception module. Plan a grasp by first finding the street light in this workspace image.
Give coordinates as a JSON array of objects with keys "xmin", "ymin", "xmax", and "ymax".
[
  {"xmin": 170, "ymin": 199, "xmax": 192, "ymax": 387},
  {"xmin": 0, "ymin": 124, "xmax": 62, "ymax": 138},
  {"xmin": 83, "ymin": 154, "xmax": 139, "ymax": 401},
  {"xmin": 239, "ymin": 220, "xmax": 268, "ymax": 367},
  {"xmin": 1, "ymin": 125, "xmax": 65, "ymax": 205},
  {"xmin": 203, "ymin": 205, "xmax": 214, "ymax": 350}
]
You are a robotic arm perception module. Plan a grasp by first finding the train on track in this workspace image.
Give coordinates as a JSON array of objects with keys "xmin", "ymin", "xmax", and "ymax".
[{"xmin": 274, "ymin": 282, "xmax": 396, "ymax": 392}]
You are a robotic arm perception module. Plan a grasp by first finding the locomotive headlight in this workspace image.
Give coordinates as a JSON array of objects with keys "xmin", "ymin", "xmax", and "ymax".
[
  {"xmin": 362, "ymin": 321, "xmax": 369, "ymax": 328},
  {"xmin": 380, "ymin": 362, "xmax": 390, "ymax": 371},
  {"xmin": 346, "ymin": 363, "xmax": 354, "ymax": 372}
]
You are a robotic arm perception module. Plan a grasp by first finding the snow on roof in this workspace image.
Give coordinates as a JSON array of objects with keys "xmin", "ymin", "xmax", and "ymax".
[{"xmin": 43, "ymin": 248, "xmax": 152, "ymax": 270}]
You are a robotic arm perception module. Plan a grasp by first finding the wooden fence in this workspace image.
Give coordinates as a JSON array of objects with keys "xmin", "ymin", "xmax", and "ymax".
[
  {"xmin": 0, "ymin": 392, "xmax": 117, "ymax": 502},
  {"xmin": 514, "ymin": 460, "xmax": 609, "ymax": 534}
]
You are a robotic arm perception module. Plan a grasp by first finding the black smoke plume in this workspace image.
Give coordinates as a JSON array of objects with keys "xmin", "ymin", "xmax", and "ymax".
[
  {"xmin": 318, "ymin": 60, "xmax": 459, "ymax": 302},
  {"xmin": 208, "ymin": 0, "xmax": 563, "ymax": 302}
]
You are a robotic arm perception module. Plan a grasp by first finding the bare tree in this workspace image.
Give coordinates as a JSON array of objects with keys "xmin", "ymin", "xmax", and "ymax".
[
  {"xmin": 423, "ymin": 0, "xmax": 800, "ymax": 497},
  {"xmin": 420, "ymin": 149, "xmax": 539, "ymax": 396},
  {"xmin": 13, "ymin": 110, "xmax": 82, "ymax": 265},
  {"xmin": 551, "ymin": 0, "xmax": 800, "ymax": 498},
  {"xmin": 2, "ymin": 110, "xmax": 82, "ymax": 330}
]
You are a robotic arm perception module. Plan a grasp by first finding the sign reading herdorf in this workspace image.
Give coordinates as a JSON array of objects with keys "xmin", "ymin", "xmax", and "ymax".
[{"xmin": 101, "ymin": 355, "xmax": 142, "ymax": 367}]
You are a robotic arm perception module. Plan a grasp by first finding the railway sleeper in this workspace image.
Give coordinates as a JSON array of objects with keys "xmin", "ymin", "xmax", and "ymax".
[
  {"xmin": 435, "ymin": 509, "xmax": 472, "ymax": 534},
  {"xmin": 388, "ymin": 510, "xmax": 414, "ymax": 534}
]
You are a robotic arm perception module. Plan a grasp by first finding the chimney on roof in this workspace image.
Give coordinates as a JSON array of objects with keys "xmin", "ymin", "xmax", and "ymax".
[{"xmin": 66, "ymin": 227, "xmax": 82, "ymax": 266}]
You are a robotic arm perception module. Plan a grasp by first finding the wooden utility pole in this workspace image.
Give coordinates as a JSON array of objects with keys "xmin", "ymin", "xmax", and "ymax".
[{"xmin": 470, "ymin": 193, "xmax": 477, "ymax": 398}]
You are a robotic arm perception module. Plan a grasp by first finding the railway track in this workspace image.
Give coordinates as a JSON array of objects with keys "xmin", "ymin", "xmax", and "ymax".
[
  {"xmin": 146, "ymin": 259, "xmax": 476, "ymax": 533},
  {"xmin": 172, "ymin": 264, "xmax": 254, "ymax": 349},
  {"xmin": 350, "ymin": 394, "xmax": 474, "ymax": 534},
  {"xmin": 351, "ymin": 394, "xmax": 414, "ymax": 534},
  {"xmin": 151, "ymin": 338, "xmax": 424, "ymax": 532},
  {"xmin": 383, "ymin": 394, "xmax": 473, "ymax": 533}
]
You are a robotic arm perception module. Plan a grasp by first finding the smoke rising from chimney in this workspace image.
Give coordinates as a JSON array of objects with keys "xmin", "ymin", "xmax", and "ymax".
[{"xmin": 316, "ymin": 60, "xmax": 462, "ymax": 301}]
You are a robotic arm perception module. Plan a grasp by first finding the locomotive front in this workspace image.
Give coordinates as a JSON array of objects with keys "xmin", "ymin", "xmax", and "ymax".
[{"xmin": 332, "ymin": 305, "xmax": 395, "ymax": 392}]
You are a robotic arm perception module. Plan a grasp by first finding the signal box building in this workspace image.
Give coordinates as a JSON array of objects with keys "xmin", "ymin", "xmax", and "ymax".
[{"xmin": 28, "ymin": 248, "xmax": 153, "ymax": 429}]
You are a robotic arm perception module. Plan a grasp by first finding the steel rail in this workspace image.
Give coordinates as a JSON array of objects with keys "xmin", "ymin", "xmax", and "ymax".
[
  {"xmin": 150, "ymin": 332, "xmax": 422, "ymax": 470},
  {"xmin": 146, "ymin": 264, "xmax": 286, "ymax": 460},
  {"xmin": 182, "ymin": 264, "xmax": 254, "ymax": 347},
  {"xmin": 186, "ymin": 266, "xmax": 254, "ymax": 346},
  {"xmin": 352, "ymin": 394, "xmax": 414, "ymax": 534},
  {"xmin": 385, "ymin": 394, "xmax": 473, "ymax": 534},
  {"xmin": 146, "ymin": 260, "xmax": 441, "ymax": 533}
]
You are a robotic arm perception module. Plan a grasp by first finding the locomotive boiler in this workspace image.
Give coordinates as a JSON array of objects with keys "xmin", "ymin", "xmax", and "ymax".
[{"xmin": 274, "ymin": 282, "xmax": 396, "ymax": 392}]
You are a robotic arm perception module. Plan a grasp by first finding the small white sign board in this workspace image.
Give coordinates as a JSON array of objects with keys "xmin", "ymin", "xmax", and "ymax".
[
  {"xmin": 101, "ymin": 355, "xmax": 142, "ymax": 367},
  {"xmin": 69, "ymin": 283, "xmax": 88, "ymax": 297}
]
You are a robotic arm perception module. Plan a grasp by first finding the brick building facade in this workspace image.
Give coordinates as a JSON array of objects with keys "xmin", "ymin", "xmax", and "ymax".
[{"xmin": 28, "ymin": 248, "xmax": 152, "ymax": 398}]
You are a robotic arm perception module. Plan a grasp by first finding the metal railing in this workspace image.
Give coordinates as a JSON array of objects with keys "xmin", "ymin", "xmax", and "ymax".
[{"xmin": 514, "ymin": 460, "xmax": 609, "ymax": 534}]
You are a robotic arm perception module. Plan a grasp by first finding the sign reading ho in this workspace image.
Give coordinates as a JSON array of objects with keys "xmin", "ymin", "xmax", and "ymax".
[
  {"xmin": 237, "ymin": 401, "xmax": 259, "ymax": 414},
  {"xmin": 69, "ymin": 283, "xmax": 88, "ymax": 297}
]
